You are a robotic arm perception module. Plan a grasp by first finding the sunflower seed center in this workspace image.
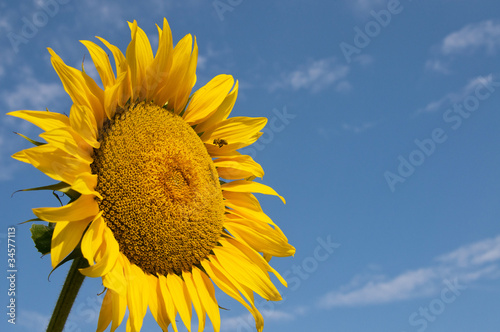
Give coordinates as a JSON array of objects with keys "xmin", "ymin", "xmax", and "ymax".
[{"xmin": 91, "ymin": 102, "xmax": 224, "ymax": 275}]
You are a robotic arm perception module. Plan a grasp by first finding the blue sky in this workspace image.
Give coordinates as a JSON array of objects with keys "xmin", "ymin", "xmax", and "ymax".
[{"xmin": 1, "ymin": 0, "xmax": 500, "ymax": 331}]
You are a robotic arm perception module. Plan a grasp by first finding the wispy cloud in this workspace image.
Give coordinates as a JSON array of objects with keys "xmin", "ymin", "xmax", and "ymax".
[
  {"xmin": 417, "ymin": 74, "xmax": 495, "ymax": 114},
  {"xmin": 427, "ymin": 20, "xmax": 500, "ymax": 73},
  {"xmin": 270, "ymin": 57, "xmax": 350, "ymax": 93},
  {"xmin": 441, "ymin": 20, "xmax": 500, "ymax": 56},
  {"xmin": 1, "ymin": 76, "xmax": 65, "ymax": 111},
  {"xmin": 319, "ymin": 235, "xmax": 500, "ymax": 308}
]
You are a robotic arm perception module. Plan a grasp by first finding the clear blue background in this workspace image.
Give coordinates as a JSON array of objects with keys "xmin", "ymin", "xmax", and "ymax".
[{"xmin": 1, "ymin": 0, "xmax": 500, "ymax": 331}]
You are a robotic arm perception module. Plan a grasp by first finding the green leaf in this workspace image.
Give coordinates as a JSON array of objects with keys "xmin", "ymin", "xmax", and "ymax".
[{"xmin": 30, "ymin": 223, "xmax": 54, "ymax": 256}]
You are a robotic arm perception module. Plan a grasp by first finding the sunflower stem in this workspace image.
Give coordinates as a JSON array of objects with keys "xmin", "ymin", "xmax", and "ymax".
[{"xmin": 46, "ymin": 257, "xmax": 86, "ymax": 332}]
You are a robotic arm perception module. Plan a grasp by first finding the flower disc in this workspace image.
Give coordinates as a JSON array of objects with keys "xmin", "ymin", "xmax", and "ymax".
[{"xmin": 91, "ymin": 102, "xmax": 224, "ymax": 275}]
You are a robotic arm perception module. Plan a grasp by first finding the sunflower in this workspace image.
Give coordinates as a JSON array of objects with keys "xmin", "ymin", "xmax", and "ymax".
[{"xmin": 10, "ymin": 18, "xmax": 294, "ymax": 332}]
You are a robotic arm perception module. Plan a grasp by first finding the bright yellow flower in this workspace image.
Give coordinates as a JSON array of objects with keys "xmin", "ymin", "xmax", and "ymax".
[{"xmin": 10, "ymin": 18, "xmax": 294, "ymax": 332}]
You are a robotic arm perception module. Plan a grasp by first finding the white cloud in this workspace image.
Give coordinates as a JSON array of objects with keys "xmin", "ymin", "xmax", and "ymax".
[
  {"xmin": 270, "ymin": 57, "xmax": 350, "ymax": 93},
  {"xmin": 426, "ymin": 20, "xmax": 500, "ymax": 74},
  {"xmin": 417, "ymin": 74, "xmax": 495, "ymax": 113},
  {"xmin": 441, "ymin": 20, "xmax": 500, "ymax": 56},
  {"xmin": 318, "ymin": 235, "xmax": 500, "ymax": 308},
  {"xmin": 1, "ymin": 76, "xmax": 65, "ymax": 111}
]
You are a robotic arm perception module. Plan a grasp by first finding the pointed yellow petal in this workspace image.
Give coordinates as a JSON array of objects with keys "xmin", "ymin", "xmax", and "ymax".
[
  {"xmin": 182, "ymin": 270, "xmax": 206, "ymax": 332},
  {"xmin": 97, "ymin": 290, "xmax": 112, "ymax": 332},
  {"xmin": 214, "ymin": 155, "xmax": 264, "ymax": 180},
  {"xmin": 156, "ymin": 34, "xmax": 197, "ymax": 111},
  {"xmin": 33, "ymin": 194, "xmax": 98, "ymax": 222},
  {"xmin": 48, "ymin": 48, "xmax": 105, "ymax": 127},
  {"xmin": 148, "ymin": 18, "xmax": 173, "ymax": 100},
  {"xmin": 126, "ymin": 20, "xmax": 154, "ymax": 99},
  {"xmin": 183, "ymin": 75, "xmax": 234, "ymax": 125},
  {"xmin": 204, "ymin": 117, "xmax": 267, "ymax": 155},
  {"xmin": 7, "ymin": 110, "xmax": 70, "ymax": 132},
  {"xmin": 80, "ymin": 40, "xmax": 116, "ymax": 88},
  {"xmin": 39, "ymin": 128, "xmax": 93, "ymax": 163},
  {"xmin": 96, "ymin": 36, "xmax": 128, "ymax": 77},
  {"xmin": 148, "ymin": 274, "xmax": 172, "ymax": 331},
  {"xmin": 104, "ymin": 71, "xmax": 129, "ymax": 119},
  {"xmin": 223, "ymin": 191, "xmax": 277, "ymax": 227},
  {"xmin": 197, "ymin": 81, "xmax": 238, "ymax": 137},
  {"xmin": 222, "ymin": 237, "xmax": 288, "ymax": 287},
  {"xmin": 81, "ymin": 212, "xmax": 104, "ymax": 266},
  {"xmin": 212, "ymin": 242, "xmax": 281, "ymax": 301},
  {"xmin": 201, "ymin": 259, "xmax": 264, "ymax": 331},
  {"xmin": 124, "ymin": 261, "xmax": 148, "ymax": 332},
  {"xmin": 69, "ymin": 104, "xmax": 99, "ymax": 148},
  {"xmin": 51, "ymin": 218, "xmax": 91, "ymax": 268},
  {"xmin": 158, "ymin": 274, "xmax": 179, "ymax": 332},
  {"xmin": 21, "ymin": 144, "xmax": 91, "ymax": 186},
  {"xmin": 79, "ymin": 227, "xmax": 119, "ymax": 278},
  {"xmin": 192, "ymin": 267, "xmax": 220, "ymax": 332},
  {"xmin": 222, "ymin": 180, "xmax": 285, "ymax": 203},
  {"xmin": 224, "ymin": 218, "xmax": 295, "ymax": 257},
  {"xmin": 166, "ymin": 273, "xmax": 192, "ymax": 332}
]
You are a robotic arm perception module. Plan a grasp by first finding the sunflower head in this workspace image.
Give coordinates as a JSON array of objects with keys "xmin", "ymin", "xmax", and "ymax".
[{"xmin": 10, "ymin": 18, "xmax": 295, "ymax": 332}]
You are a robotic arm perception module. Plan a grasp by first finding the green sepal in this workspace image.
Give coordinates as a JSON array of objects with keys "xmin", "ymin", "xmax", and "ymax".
[
  {"xmin": 19, "ymin": 217, "xmax": 42, "ymax": 225},
  {"xmin": 48, "ymin": 244, "xmax": 86, "ymax": 280},
  {"xmin": 30, "ymin": 223, "xmax": 55, "ymax": 256},
  {"xmin": 11, "ymin": 181, "xmax": 80, "ymax": 201},
  {"xmin": 14, "ymin": 132, "xmax": 45, "ymax": 146}
]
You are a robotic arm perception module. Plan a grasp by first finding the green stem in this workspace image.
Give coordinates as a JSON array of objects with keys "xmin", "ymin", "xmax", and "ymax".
[{"xmin": 46, "ymin": 257, "xmax": 86, "ymax": 332}]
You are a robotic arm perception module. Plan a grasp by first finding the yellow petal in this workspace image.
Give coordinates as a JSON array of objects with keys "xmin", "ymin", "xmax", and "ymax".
[
  {"xmin": 212, "ymin": 242, "xmax": 281, "ymax": 301},
  {"xmin": 79, "ymin": 227, "xmax": 119, "ymax": 278},
  {"xmin": 81, "ymin": 212, "xmax": 105, "ymax": 266},
  {"xmin": 21, "ymin": 145, "xmax": 91, "ymax": 186},
  {"xmin": 223, "ymin": 191, "xmax": 277, "ymax": 227},
  {"xmin": 97, "ymin": 290, "xmax": 112, "ymax": 332},
  {"xmin": 214, "ymin": 155, "xmax": 264, "ymax": 180},
  {"xmin": 148, "ymin": 274, "xmax": 172, "ymax": 331},
  {"xmin": 33, "ymin": 194, "xmax": 98, "ymax": 222},
  {"xmin": 182, "ymin": 270, "xmax": 206, "ymax": 332},
  {"xmin": 166, "ymin": 273, "xmax": 193, "ymax": 332},
  {"xmin": 102, "ymin": 255, "xmax": 127, "ymax": 295},
  {"xmin": 158, "ymin": 274, "xmax": 179, "ymax": 332},
  {"xmin": 7, "ymin": 110, "xmax": 70, "ymax": 132},
  {"xmin": 156, "ymin": 34, "xmax": 197, "ymax": 111},
  {"xmin": 71, "ymin": 173, "xmax": 101, "ymax": 198},
  {"xmin": 126, "ymin": 20, "xmax": 154, "ymax": 99},
  {"xmin": 148, "ymin": 18, "xmax": 173, "ymax": 101},
  {"xmin": 39, "ymin": 127, "xmax": 93, "ymax": 163},
  {"xmin": 222, "ymin": 237, "xmax": 287, "ymax": 287},
  {"xmin": 48, "ymin": 48, "xmax": 105, "ymax": 127},
  {"xmin": 124, "ymin": 261, "xmax": 148, "ymax": 332},
  {"xmin": 222, "ymin": 180, "xmax": 285, "ymax": 203},
  {"xmin": 104, "ymin": 71, "xmax": 129, "ymax": 119},
  {"xmin": 201, "ymin": 259, "xmax": 264, "ymax": 331},
  {"xmin": 51, "ymin": 218, "xmax": 91, "ymax": 268},
  {"xmin": 80, "ymin": 40, "xmax": 116, "ymax": 88},
  {"xmin": 204, "ymin": 117, "xmax": 266, "ymax": 155},
  {"xmin": 183, "ymin": 75, "xmax": 234, "ymax": 125},
  {"xmin": 192, "ymin": 267, "xmax": 220, "ymax": 332},
  {"xmin": 197, "ymin": 81, "xmax": 238, "ymax": 136},
  {"xmin": 69, "ymin": 104, "xmax": 99, "ymax": 148},
  {"xmin": 96, "ymin": 36, "xmax": 128, "ymax": 77},
  {"xmin": 224, "ymin": 218, "xmax": 295, "ymax": 257}
]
